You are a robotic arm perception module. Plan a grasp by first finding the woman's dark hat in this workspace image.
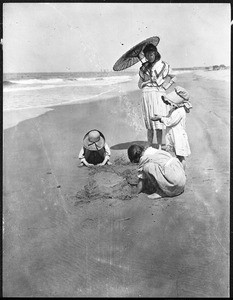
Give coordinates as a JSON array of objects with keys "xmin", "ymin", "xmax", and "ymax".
[
  {"xmin": 143, "ymin": 43, "xmax": 158, "ymax": 55},
  {"xmin": 83, "ymin": 129, "xmax": 105, "ymax": 151}
]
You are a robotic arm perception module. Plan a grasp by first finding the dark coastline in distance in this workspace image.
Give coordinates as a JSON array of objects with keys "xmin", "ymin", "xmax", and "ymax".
[
  {"xmin": 111, "ymin": 64, "xmax": 230, "ymax": 73},
  {"xmin": 127, "ymin": 64, "xmax": 230, "ymax": 73},
  {"xmin": 173, "ymin": 64, "xmax": 230, "ymax": 71}
]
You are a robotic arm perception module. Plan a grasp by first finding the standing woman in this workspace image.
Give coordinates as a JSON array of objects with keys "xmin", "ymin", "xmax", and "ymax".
[{"xmin": 138, "ymin": 43, "xmax": 176, "ymax": 149}]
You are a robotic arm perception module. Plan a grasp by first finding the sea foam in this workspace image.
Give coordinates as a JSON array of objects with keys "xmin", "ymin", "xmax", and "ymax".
[{"xmin": 3, "ymin": 75, "xmax": 133, "ymax": 93}]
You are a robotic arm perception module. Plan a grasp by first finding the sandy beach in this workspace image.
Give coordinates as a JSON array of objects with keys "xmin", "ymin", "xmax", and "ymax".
[{"xmin": 3, "ymin": 71, "xmax": 230, "ymax": 297}]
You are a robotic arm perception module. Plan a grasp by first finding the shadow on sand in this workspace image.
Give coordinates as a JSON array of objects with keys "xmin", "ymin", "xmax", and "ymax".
[{"xmin": 110, "ymin": 141, "xmax": 163, "ymax": 150}]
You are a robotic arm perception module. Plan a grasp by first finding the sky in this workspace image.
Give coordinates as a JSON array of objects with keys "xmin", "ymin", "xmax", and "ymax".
[{"xmin": 3, "ymin": 3, "xmax": 231, "ymax": 73}]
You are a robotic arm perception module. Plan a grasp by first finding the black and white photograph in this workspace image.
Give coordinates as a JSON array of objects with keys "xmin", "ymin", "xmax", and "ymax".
[{"xmin": 3, "ymin": 3, "xmax": 230, "ymax": 297}]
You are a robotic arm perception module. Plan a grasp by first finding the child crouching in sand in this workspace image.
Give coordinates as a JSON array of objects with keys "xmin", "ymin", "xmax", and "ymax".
[
  {"xmin": 79, "ymin": 129, "xmax": 112, "ymax": 167},
  {"xmin": 128, "ymin": 144, "xmax": 186, "ymax": 199},
  {"xmin": 151, "ymin": 86, "xmax": 192, "ymax": 170}
]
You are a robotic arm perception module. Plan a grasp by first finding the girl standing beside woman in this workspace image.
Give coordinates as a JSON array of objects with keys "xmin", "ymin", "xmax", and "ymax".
[
  {"xmin": 151, "ymin": 86, "xmax": 192, "ymax": 170},
  {"xmin": 138, "ymin": 43, "xmax": 176, "ymax": 149}
]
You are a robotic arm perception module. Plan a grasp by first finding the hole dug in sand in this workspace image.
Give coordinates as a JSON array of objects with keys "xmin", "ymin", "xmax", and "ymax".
[{"xmin": 74, "ymin": 166, "xmax": 139, "ymax": 204}]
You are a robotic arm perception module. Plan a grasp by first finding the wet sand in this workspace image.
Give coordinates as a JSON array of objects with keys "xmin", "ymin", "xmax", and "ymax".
[{"xmin": 3, "ymin": 72, "xmax": 230, "ymax": 297}]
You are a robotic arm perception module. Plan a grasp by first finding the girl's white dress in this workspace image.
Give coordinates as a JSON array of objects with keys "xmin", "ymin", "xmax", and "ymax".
[
  {"xmin": 138, "ymin": 59, "xmax": 176, "ymax": 130},
  {"xmin": 161, "ymin": 107, "xmax": 191, "ymax": 157}
]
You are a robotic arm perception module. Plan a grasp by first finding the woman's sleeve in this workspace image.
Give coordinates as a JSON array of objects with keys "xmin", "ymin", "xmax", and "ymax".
[
  {"xmin": 138, "ymin": 66, "xmax": 146, "ymax": 89},
  {"xmin": 168, "ymin": 66, "xmax": 177, "ymax": 83},
  {"xmin": 78, "ymin": 147, "xmax": 85, "ymax": 161},
  {"xmin": 104, "ymin": 143, "xmax": 111, "ymax": 158},
  {"xmin": 161, "ymin": 109, "xmax": 182, "ymax": 127},
  {"xmin": 138, "ymin": 76, "xmax": 144, "ymax": 89}
]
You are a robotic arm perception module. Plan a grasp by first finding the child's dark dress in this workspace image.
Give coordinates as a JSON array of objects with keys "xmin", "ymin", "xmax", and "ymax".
[
  {"xmin": 83, "ymin": 148, "xmax": 106, "ymax": 165},
  {"xmin": 79, "ymin": 143, "xmax": 111, "ymax": 165}
]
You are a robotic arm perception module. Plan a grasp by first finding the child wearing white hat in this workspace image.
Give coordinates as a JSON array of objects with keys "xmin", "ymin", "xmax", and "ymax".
[
  {"xmin": 151, "ymin": 86, "xmax": 192, "ymax": 170},
  {"xmin": 79, "ymin": 129, "xmax": 111, "ymax": 167}
]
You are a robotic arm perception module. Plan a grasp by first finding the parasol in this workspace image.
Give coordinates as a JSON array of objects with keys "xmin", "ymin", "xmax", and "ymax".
[{"xmin": 113, "ymin": 36, "xmax": 160, "ymax": 71}]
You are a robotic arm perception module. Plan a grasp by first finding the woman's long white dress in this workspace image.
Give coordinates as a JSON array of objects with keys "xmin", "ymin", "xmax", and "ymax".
[{"xmin": 138, "ymin": 59, "xmax": 176, "ymax": 130}]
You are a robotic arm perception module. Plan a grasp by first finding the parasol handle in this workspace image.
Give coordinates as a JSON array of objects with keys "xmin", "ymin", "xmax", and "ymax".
[
  {"xmin": 138, "ymin": 54, "xmax": 154, "ymax": 84},
  {"xmin": 138, "ymin": 54, "xmax": 143, "ymax": 65}
]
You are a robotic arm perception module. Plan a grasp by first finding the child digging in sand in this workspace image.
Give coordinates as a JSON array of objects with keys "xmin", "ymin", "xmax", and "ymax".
[
  {"xmin": 128, "ymin": 144, "xmax": 186, "ymax": 199},
  {"xmin": 151, "ymin": 86, "xmax": 192, "ymax": 170},
  {"xmin": 79, "ymin": 129, "xmax": 112, "ymax": 167}
]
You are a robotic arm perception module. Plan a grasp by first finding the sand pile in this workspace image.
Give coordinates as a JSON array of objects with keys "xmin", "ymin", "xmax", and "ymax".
[{"xmin": 74, "ymin": 163, "xmax": 139, "ymax": 204}]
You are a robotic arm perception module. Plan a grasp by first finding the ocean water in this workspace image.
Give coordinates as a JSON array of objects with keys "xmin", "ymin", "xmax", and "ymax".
[
  {"xmin": 3, "ymin": 71, "xmax": 138, "ymax": 111},
  {"xmin": 3, "ymin": 69, "xmax": 230, "ymax": 112}
]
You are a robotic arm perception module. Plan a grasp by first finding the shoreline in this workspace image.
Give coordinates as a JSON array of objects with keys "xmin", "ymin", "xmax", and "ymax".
[
  {"xmin": 3, "ymin": 76, "xmax": 140, "ymax": 130},
  {"xmin": 3, "ymin": 69, "xmax": 230, "ymax": 130}
]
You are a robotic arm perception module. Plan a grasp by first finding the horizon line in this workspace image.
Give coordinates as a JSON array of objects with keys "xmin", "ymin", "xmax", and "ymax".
[{"xmin": 3, "ymin": 65, "xmax": 230, "ymax": 74}]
